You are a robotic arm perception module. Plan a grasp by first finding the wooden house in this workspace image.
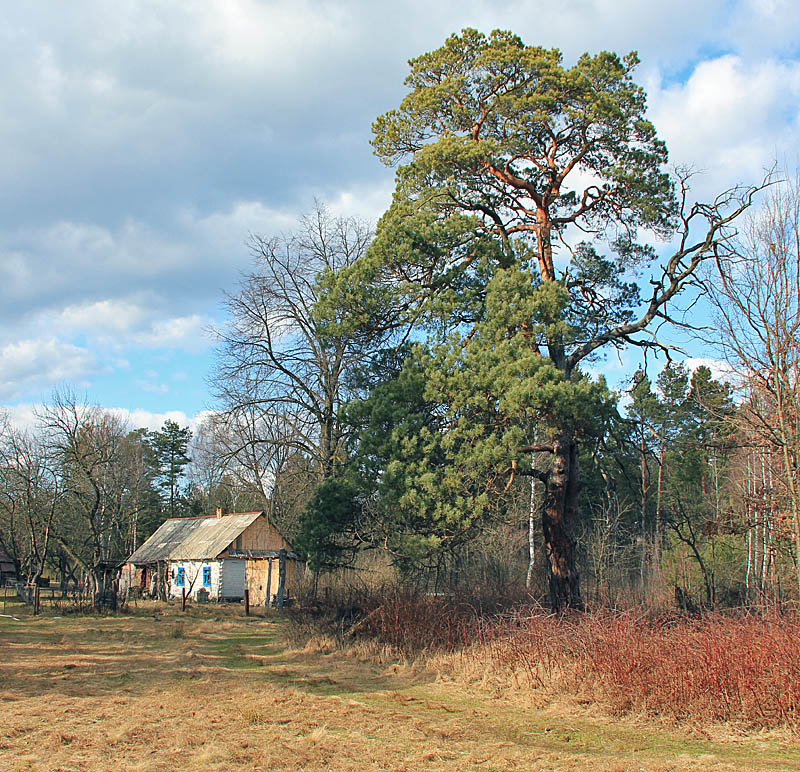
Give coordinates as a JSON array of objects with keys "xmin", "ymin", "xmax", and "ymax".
[
  {"xmin": 0, "ymin": 544, "xmax": 17, "ymax": 586},
  {"xmin": 121, "ymin": 510, "xmax": 301, "ymax": 606}
]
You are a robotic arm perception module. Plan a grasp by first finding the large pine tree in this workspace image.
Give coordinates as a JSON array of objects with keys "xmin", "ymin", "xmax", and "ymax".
[{"xmin": 322, "ymin": 29, "xmax": 761, "ymax": 609}]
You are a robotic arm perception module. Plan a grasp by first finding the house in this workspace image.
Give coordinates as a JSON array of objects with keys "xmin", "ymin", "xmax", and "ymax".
[
  {"xmin": 121, "ymin": 510, "xmax": 301, "ymax": 606},
  {"xmin": 0, "ymin": 544, "xmax": 17, "ymax": 586}
]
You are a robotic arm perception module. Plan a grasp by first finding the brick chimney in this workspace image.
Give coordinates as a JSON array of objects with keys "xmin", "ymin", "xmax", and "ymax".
[{"xmin": 215, "ymin": 507, "xmax": 223, "ymax": 519}]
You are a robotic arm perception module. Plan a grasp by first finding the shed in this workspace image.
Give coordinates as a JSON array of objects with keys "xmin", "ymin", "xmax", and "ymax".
[
  {"xmin": 0, "ymin": 544, "xmax": 17, "ymax": 586},
  {"xmin": 121, "ymin": 511, "xmax": 301, "ymax": 606}
]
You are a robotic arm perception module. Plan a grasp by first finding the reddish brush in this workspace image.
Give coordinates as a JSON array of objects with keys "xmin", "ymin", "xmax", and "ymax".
[
  {"xmin": 484, "ymin": 609, "xmax": 800, "ymax": 728},
  {"xmin": 334, "ymin": 589, "xmax": 800, "ymax": 729}
]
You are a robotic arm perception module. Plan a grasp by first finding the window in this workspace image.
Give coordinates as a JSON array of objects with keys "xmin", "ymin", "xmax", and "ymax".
[
  {"xmin": 176, "ymin": 567, "xmax": 185, "ymax": 587},
  {"xmin": 203, "ymin": 566, "xmax": 211, "ymax": 587}
]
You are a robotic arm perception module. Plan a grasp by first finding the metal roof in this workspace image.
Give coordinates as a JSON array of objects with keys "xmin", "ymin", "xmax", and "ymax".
[{"xmin": 127, "ymin": 512, "xmax": 263, "ymax": 564}]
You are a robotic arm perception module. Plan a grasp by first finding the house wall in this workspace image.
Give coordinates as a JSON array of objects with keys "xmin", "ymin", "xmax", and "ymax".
[
  {"xmin": 119, "ymin": 563, "xmax": 137, "ymax": 594},
  {"xmin": 245, "ymin": 556, "xmax": 300, "ymax": 606},
  {"xmin": 235, "ymin": 515, "xmax": 293, "ymax": 552},
  {"xmin": 284, "ymin": 559, "xmax": 298, "ymax": 601},
  {"xmin": 245, "ymin": 559, "xmax": 276, "ymax": 606},
  {"xmin": 120, "ymin": 564, "xmax": 155, "ymax": 595},
  {"xmin": 165, "ymin": 557, "xmax": 296, "ymax": 604},
  {"xmin": 167, "ymin": 560, "xmax": 220, "ymax": 600}
]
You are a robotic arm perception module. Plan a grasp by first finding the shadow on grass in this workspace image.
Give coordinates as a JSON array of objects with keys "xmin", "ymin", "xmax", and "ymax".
[{"xmin": 0, "ymin": 604, "xmax": 431, "ymax": 702}]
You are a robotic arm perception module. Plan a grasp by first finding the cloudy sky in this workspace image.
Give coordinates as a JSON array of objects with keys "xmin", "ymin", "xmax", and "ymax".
[{"xmin": 2, "ymin": 0, "xmax": 799, "ymax": 430}]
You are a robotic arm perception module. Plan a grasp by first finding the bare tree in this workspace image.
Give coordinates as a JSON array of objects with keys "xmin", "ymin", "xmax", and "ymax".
[
  {"xmin": 0, "ymin": 417, "xmax": 62, "ymax": 586},
  {"xmin": 709, "ymin": 170, "xmax": 800, "ymax": 597},
  {"xmin": 40, "ymin": 391, "xmax": 137, "ymax": 595},
  {"xmin": 214, "ymin": 204, "xmax": 375, "ymax": 488},
  {"xmin": 187, "ymin": 414, "xmax": 234, "ymax": 511}
]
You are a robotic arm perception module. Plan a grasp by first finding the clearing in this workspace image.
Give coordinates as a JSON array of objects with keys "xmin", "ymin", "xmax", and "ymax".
[{"xmin": 1, "ymin": 600, "xmax": 798, "ymax": 771}]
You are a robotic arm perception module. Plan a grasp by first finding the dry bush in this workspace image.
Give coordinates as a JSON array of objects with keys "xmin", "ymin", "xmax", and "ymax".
[
  {"xmin": 479, "ymin": 609, "xmax": 800, "ymax": 728},
  {"xmin": 291, "ymin": 587, "xmax": 800, "ymax": 729},
  {"xmin": 288, "ymin": 583, "xmax": 531, "ymax": 654}
]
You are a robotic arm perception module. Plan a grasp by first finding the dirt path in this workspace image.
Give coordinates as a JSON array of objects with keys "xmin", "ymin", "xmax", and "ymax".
[{"xmin": 1, "ymin": 605, "xmax": 798, "ymax": 771}]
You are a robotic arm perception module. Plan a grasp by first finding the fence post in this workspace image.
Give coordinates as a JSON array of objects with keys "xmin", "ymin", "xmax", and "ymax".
[
  {"xmin": 181, "ymin": 586, "xmax": 186, "ymax": 612},
  {"xmin": 34, "ymin": 585, "xmax": 40, "ymax": 616},
  {"xmin": 244, "ymin": 588, "xmax": 250, "ymax": 617},
  {"xmin": 276, "ymin": 550, "xmax": 286, "ymax": 608}
]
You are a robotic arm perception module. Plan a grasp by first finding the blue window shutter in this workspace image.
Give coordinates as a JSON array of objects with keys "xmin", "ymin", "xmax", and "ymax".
[
  {"xmin": 177, "ymin": 567, "xmax": 185, "ymax": 587},
  {"xmin": 203, "ymin": 566, "xmax": 211, "ymax": 587}
]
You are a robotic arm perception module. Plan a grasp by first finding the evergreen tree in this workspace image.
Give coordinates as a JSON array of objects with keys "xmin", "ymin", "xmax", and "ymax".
[
  {"xmin": 147, "ymin": 420, "xmax": 192, "ymax": 519},
  {"xmin": 319, "ymin": 29, "xmax": 759, "ymax": 609}
]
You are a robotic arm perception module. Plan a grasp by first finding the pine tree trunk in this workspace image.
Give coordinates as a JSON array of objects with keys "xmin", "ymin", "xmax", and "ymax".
[{"xmin": 542, "ymin": 434, "xmax": 582, "ymax": 611}]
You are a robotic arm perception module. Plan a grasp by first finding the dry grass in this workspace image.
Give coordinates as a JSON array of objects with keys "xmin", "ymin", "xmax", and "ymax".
[
  {"xmin": 313, "ymin": 588, "xmax": 800, "ymax": 730},
  {"xmin": 2, "ymin": 600, "xmax": 800, "ymax": 771}
]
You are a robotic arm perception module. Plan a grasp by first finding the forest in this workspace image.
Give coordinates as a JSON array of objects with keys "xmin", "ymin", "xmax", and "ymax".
[{"xmin": 2, "ymin": 29, "xmax": 799, "ymax": 615}]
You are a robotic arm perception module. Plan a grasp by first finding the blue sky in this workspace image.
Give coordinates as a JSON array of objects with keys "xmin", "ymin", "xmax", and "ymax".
[{"xmin": 2, "ymin": 0, "xmax": 800, "ymax": 431}]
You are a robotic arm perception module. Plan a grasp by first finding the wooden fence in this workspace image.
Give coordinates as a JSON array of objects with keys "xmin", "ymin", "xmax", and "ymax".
[{"xmin": 5, "ymin": 583, "xmax": 102, "ymax": 614}]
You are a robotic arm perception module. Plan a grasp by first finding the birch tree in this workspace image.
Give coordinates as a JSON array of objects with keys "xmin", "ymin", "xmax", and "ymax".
[{"xmin": 709, "ymin": 172, "xmax": 800, "ymax": 597}]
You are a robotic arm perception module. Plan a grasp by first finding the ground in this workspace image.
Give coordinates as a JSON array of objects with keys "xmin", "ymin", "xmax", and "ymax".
[{"xmin": 1, "ymin": 593, "xmax": 799, "ymax": 771}]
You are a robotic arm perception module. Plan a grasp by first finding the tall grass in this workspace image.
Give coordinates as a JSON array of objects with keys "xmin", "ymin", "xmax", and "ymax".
[{"xmin": 294, "ymin": 588, "xmax": 800, "ymax": 729}]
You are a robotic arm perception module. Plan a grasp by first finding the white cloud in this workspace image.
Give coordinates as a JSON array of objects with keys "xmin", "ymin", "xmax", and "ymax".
[
  {"xmin": 325, "ymin": 180, "xmax": 394, "ymax": 225},
  {"xmin": 183, "ymin": 200, "xmax": 299, "ymax": 250},
  {"xmin": 3, "ymin": 403, "xmax": 214, "ymax": 434},
  {"xmin": 199, "ymin": 0, "xmax": 354, "ymax": 77},
  {"xmin": 682, "ymin": 356, "xmax": 739, "ymax": 385},
  {"xmin": 106, "ymin": 407, "xmax": 216, "ymax": 433},
  {"xmin": 56, "ymin": 299, "xmax": 149, "ymax": 335},
  {"xmin": 723, "ymin": 0, "xmax": 800, "ymax": 57},
  {"xmin": 133, "ymin": 314, "xmax": 214, "ymax": 352},
  {"xmin": 137, "ymin": 381, "xmax": 169, "ymax": 394},
  {"xmin": 0, "ymin": 338, "xmax": 101, "ymax": 401},
  {"xmin": 1, "ymin": 403, "xmax": 39, "ymax": 433},
  {"xmin": 648, "ymin": 56, "xmax": 800, "ymax": 194}
]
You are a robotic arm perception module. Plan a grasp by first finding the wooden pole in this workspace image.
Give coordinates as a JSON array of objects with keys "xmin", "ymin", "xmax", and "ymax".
[
  {"xmin": 244, "ymin": 588, "xmax": 250, "ymax": 617},
  {"xmin": 181, "ymin": 586, "xmax": 186, "ymax": 612},
  {"xmin": 34, "ymin": 585, "xmax": 40, "ymax": 616},
  {"xmin": 276, "ymin": 550, "xmax": 286, "ymax": 608}
]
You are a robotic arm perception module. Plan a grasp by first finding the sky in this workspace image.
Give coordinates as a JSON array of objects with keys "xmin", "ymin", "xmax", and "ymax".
[{"xmin": 2, "ymin": 0, "xmax": 799, "ymax": 432}]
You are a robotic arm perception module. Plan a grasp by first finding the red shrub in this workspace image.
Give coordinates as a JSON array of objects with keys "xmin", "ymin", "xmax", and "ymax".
[
  {"xmin": 482, "ymin": 609, "xmax": 800, "ymax": 728},
  {"xmin": 340, "ymin": 589, "xmax": 800, "ymax": 728}
]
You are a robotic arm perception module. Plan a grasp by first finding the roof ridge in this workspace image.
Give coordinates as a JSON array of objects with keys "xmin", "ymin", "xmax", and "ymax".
[{"xmin": 163, "ymin": 510, "xmax": 265, "ymax": 522}]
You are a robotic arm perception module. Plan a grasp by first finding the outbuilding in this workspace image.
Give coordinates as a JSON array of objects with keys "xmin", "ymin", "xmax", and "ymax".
[
  {"xmin": 121, "ymin": 510, "xmax": 301, "ymax": 606},
  {"xmin": 0, "ymin": 544, "xmax": 17, "ymax": 586}
]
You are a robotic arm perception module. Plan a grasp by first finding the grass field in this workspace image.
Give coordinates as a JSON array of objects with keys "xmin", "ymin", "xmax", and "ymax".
[{"xmin": 2, "ymin": 594, "xmax": 799, "ymax": 771}]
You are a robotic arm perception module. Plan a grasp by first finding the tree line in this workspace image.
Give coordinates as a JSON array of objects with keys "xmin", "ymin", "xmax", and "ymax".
[
  {"xmin": 2, "ymin": 29, "xmax": 798, "ymax": 611},
  {"xmin": 0, "ymin": 396, "xmax": 193, "ymax": 593},
  {"xmin": 216, "ymin": 29, "xmax": 796, "ymax": 611}
]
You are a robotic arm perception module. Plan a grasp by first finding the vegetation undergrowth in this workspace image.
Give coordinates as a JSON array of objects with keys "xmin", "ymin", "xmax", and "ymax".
[{"xmin": 289, "ymin": 586, "xmax": 800, "ymax": 730}]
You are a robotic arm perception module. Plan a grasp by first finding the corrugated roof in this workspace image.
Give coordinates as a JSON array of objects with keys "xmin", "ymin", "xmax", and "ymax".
[
  {"xmin": 127, "ymin": 512, "xmax": 263, "ymax": 564},
  {"xmin": 170, "ymin": 512, "xmax": 262, "ymax": 560}
]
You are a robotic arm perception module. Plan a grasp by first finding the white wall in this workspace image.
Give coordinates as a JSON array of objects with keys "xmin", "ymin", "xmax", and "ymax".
[{"xmin": 167, "ymin": 560, "xmax": 219, "ymax": 600}]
